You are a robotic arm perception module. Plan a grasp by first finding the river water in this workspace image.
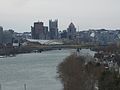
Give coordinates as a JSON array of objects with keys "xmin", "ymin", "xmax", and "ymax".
[{"xmin": 0, "ymin": 49, "xmax": 75, "ymax": 90}]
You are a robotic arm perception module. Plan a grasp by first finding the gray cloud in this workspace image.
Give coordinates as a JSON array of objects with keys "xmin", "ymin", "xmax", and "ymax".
[{"xmin": 0, "ymin": 0, "xmax": 120, "ymax": 32}]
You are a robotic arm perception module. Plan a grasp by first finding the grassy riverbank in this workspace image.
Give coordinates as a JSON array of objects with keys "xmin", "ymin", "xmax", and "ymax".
[{"xmin": 58, "ymin": 54, "xmax": 120, "ymax": 90}]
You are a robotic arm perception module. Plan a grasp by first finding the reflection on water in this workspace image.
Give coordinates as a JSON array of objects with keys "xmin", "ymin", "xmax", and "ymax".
[{"xmin": 0, "ymin": 49, "xmax": 75, "ymax": 90}]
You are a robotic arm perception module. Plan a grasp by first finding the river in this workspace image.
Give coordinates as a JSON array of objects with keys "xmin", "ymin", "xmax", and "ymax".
[{"xmin": 0, "ymin": 49, "xmax": 75, "ymax": 90}]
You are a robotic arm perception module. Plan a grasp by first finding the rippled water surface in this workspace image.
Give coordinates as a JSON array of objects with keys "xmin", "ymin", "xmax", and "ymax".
[{"xmin": 0, "ymin": 49, "xmax": 75, "ymax": 90}]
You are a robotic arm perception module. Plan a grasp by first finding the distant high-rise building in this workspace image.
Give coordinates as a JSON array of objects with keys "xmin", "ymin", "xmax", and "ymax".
[
  {"xmin": 31, "ymin": 21, "xmax": 44, "ymax": 39},
  {"xmin": 31, "ymin": 21, "xmax": 49, "ymax": 40},
  {"xmin": 3, "ymin": 30, "xmax": 14, "ymax": 44},
  {"xmin": 67, "ymin": 22, "xmax": 76, "ymax": 40},
  {"xmin": 49, "ymin": 19, "xmax": 58, "ymax": 39},
  {"xmin": 43, "ymin": 26, "xmax": 49, "ymax": 40},
  {"xmin": 0, "ymin": 26, "xmax": 3, "ymax": 44}
]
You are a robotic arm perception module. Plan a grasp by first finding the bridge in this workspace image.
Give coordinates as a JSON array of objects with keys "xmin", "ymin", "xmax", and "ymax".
[{"xmin": 23, "ymin": 44, "xmax": 98, "ymax": 51}]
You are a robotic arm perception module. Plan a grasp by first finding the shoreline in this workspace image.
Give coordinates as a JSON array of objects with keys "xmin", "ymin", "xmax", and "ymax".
[
  {"xmin": 57, "ymin": 49, "xmax": 120, "ymax": 90},
  {"xmin": 0, "ymin": 47, "xmax": 59, "ymax": 57},
  {"xmin": 0, "ymin": 47, "xmax": 73, "ymax": 58}
]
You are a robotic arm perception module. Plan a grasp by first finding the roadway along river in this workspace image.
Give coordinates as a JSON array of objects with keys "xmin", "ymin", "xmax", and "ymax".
[{"xmin": 0, "ymin": 49, "xmax": 75, "ymax": 90}]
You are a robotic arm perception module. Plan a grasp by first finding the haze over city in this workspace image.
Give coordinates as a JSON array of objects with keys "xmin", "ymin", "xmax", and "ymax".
[
  {"xmin": 0, "ymin": 0, "xmax": 120, "ymax": 32},
  {"xmin": 1, "ymin": 1, "xmax": 120, "ymax": 90}
]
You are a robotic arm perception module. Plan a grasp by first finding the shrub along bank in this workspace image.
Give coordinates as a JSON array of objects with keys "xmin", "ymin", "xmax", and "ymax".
[{"xmin": 58, "ymin": 54, "xmax": 120, "ymax": 90}]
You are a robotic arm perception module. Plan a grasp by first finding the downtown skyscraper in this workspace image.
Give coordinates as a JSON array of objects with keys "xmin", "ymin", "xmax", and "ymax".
[
  {"xmin": 49, "ymin": 19, "xmax": 58, "ymax": 40},
  {"xmin": 31, "ymin": 21, "xmax": 49, "ymax": 40}
]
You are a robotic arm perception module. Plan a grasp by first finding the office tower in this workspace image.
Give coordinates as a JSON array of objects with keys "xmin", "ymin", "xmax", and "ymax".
[
  {"xmin": 43, "ymin": 26, "xmax": 49, "ymax": 40},
  {"xmin": 49, "ymin": 19, "xmax": 58, "ymax": 39},
  {"xmin": 31, "ymin": 21, "xmax": 44, "ymax": 39},
  {"xmin": 67, "ymin": 22, "xmax": 76, "ymax": 40},
  {"xmin": 3, "ymin": 30, "xmax": 14, "ymax": 44},
  {"xmin": 0, "ymin": 26, "xmax": 3, "ymax": 44}
]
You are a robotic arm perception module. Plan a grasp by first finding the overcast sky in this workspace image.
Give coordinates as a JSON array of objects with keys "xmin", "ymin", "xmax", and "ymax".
[{"xmin": 0, "ymin": 0, "xmax": 120, "ymax": 32}]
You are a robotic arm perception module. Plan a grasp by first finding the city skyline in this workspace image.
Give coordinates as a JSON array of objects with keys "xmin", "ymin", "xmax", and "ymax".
[{"xmin": 0, "ymin": 0, "xmax": 120, "ymax": 32}]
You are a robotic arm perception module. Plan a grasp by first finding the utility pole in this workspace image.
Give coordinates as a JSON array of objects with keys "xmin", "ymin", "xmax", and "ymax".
[
  {"xmin": 24, "ymin": 84, "xmax": 26, "ymax": 90},
  {"xmin": 77, "ymin": 26, "xmax": 80, "ymax": 44},
  {"xmin": 0, "ymin": 84, "xmax": 1, "ymax": 90}
]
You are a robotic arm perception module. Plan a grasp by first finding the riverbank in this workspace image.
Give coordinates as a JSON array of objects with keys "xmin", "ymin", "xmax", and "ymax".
[
  {"xmin": 58, "ymin": 53, "xmax": 120, "ymax": 90},
  {"xmin": 0, "ymin": 45, "xmax": 60, "ymax": 57},
  {"xmin": 0, "ymin": 44, "xmax": 83, "ymax": 56}
]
